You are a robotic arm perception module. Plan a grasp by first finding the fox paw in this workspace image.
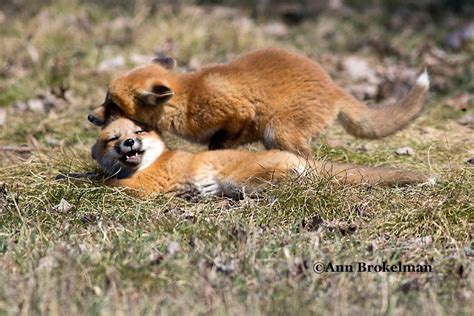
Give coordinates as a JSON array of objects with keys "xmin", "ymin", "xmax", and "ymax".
[{"xmin": 195, "ymin": 179, "xmax": 222, "ymax": 197}]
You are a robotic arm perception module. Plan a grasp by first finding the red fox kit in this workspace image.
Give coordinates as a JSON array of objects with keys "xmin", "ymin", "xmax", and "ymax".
[
  {"xmin": 88, "ymin": 48, "xmax": 430, "ymax": 157},
  {"xmin": 91, "ymin": 118, "xmax": 431, "ymax": 198}
]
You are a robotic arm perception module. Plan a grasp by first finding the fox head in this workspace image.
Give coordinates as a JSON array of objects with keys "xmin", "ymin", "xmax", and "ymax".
[
  {"xmin": 92, "ymin": 118, "xmax": 166, "ymax": 178},
  {"xmin": 88, "ymin": 57, "xmax": 178, "ymax": 127}
]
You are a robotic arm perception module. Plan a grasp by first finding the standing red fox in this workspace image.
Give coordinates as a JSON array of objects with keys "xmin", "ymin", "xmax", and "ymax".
[{"xmin": 88, "ymin": 48, "xmax": 429, "ymax": 157}]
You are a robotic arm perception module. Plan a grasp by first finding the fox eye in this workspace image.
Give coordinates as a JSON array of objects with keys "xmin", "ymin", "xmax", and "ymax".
[
  {"xmin": 135, "ymin": 130, "xmax": 146, "ymax": 134},
  {"xmin": 106, "ymin": 136, "xmax": 119, "ymax": 143}
]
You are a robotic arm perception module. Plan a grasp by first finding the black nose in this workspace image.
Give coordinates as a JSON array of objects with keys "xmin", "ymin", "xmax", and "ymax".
[{"xmin": 124, "ymin": 138, "xmax": 135, "ymax": 147}]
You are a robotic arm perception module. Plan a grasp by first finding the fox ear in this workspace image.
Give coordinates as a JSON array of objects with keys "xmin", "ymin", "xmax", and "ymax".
[
  {"xmin": 138, "ymin": 85, "xmax": 174, "ymax": 106},
  {"xmin": 88, "ymin": 106, "xmax": 107, "ymax": 126},
  {"xmin": 91, "ymin": 143, "xmax": 98, "ymax": 160},
  {"xmin": 152, "ymin": 57, "xmax": 177, "ymax": 70}
]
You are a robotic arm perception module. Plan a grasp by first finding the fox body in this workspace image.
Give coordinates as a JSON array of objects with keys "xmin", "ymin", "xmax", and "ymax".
[
  {"xmin": 92, "ymin": 118, "xmax": 431, "ymax": 198},
  {"xmin": 89, "ymin": 48, "xmax": 430, "ymax": 157}
]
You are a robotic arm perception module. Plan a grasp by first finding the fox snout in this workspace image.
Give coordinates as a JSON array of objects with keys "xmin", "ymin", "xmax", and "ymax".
[{"xmin": 117, "ymin": 138, "xmax": 142, "ymax": 154}]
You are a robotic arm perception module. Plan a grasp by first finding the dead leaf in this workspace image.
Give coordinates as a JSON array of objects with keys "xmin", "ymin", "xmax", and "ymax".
[
  {"xmin": 167, "ymin": 241, "xmax": 180, "ymax": 257},
  {"xmin": 52, "ymin": 198, "xmax": 74, "ymax": 213},
  {"xmin": 444, "ymin": 21, "xmax": 474, "ymax": 50},
  {"xmin": 395, "ymin": 147, "xmax": 415, "ymax": 156}
]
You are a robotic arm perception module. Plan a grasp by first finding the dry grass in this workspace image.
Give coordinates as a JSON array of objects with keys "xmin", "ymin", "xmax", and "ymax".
[{"xmin": 0, "ymin": 1, "xmax": 473, "ymax": 315}]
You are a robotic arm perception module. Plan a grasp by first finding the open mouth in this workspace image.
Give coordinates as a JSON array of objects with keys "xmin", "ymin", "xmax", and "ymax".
[{"xmin": 120, "ymin": 149, "xmax": 144, "ymax": 166}]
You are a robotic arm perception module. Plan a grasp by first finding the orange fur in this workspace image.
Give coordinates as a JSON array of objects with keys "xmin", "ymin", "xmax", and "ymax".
[
  {"xmin": 89, "ymin": 48, "xmax": 429, "ymax": 157},
  {"xmin": 92, "ymin": 118, "xmax": 431, "ymax": 198}
]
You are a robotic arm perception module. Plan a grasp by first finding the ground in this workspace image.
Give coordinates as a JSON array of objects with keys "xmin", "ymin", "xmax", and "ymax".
[{"xmin": 0, "ymin": 1, "xmax": 473, "ymax": 315}]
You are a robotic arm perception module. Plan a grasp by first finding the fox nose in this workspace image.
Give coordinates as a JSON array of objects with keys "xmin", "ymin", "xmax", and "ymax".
[{"xmin": 123, "ymin": 138, "xmax": 135, "ymax": 147}]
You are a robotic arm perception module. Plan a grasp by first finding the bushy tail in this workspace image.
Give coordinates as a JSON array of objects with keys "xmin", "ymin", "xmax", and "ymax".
[
  {"xmin": 310, "ymin": 160, "xmax": 432, "ymax": 186},
  {"xmin": 337, "ymin": 70, "xmax": 430, "ymax": 139}
]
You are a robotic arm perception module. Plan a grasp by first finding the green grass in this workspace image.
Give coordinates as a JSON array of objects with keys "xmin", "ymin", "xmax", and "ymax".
[{"xmin": 0, "ymin": 1, "xmax": 473, "ymax": 315}]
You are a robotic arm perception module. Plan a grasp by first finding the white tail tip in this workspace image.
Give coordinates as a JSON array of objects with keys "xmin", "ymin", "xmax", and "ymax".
[{"xmin": 416, "ymin": 68, "xmax": 430, "ymax": 89}]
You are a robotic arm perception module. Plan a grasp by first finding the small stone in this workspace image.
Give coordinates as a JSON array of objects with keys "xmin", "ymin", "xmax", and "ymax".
[
  {"xmin": 263, "ymin": 22, "xmax": 289, "ymax": 36},
  {"xmin": 98, "ymin": 56, "xmax": 125, "ymax": 71},
  {"xmin": 458, "ymin": 113, "xmax": 474, "ymax": 128},
  {"xmin": 395, "ymin": 146, "xmax": 415, "ymax": 156},
  {"xmin": 27, "ymin": 98, "xmax": 46, "ymax": 113}
]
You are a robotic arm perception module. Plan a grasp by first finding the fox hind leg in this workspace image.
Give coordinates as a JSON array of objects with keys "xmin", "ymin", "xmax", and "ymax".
[{"xmin": 263, "ymin": 124, "xmax": 313, "ymax": 158}]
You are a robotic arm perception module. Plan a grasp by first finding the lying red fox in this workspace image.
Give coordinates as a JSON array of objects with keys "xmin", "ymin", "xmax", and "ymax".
[
  {"xmin": 88, "ymin": 48, "xmax": 429, "ymax": 157},
  {"xmin": 91, "ymin": 118, "xmax": 432, "ymax": 198}
]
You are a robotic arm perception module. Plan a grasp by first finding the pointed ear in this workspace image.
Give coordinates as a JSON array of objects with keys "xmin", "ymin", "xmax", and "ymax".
[
  {"xmin": 88, "ymin": 106, "xmax": 106, "ymax": 126},
  {"xmin": 91, "ymin": 142, "xmax": 99, "ymax": 160},
  {"xmin": 138, "ymin": 85, "xmax": 174, "ymax": 106},
  {"xmin": 152, "ymin": 57, "xmax": 177, "ymax": 70}
]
